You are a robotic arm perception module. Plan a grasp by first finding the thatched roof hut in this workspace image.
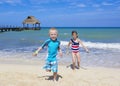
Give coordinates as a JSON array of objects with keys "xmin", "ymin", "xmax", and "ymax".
[
  {"xmin": 23, "ymin": 16, "xmax": 40, "ymax": 24},
  {"xmin": 22, "ymin": 16, "xmax": 40, "ymax": 30}
]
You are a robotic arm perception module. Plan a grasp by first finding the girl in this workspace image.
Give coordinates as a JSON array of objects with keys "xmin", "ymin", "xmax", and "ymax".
[{"xmin": 67, "ymin": 31, "xmax": 89, "ymax": 70}]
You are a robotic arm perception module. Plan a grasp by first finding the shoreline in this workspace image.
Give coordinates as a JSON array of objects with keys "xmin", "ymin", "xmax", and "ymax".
[{"xmin": 0, "ymin": 56, "xmax": 120, "ymax": 69}]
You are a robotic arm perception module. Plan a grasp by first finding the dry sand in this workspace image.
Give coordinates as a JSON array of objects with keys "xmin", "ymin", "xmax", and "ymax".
[{"xmin": 0, "ymin": 63, "xmax": 120, "ymax": 86}]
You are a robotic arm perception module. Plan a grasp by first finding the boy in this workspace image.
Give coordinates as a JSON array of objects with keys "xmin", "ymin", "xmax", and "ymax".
[{"xmin": 33, "ymin": 28, "xmax": 62, "ymax": 81}]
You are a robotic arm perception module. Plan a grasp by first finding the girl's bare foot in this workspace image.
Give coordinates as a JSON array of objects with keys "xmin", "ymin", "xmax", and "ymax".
[
  {"xmin": 72, "ymin": 63, "xmax": 75, "ymax": 70},
  {"xmin": 77, "ymin": 62, "xmax": 80, "ymax": 69}
]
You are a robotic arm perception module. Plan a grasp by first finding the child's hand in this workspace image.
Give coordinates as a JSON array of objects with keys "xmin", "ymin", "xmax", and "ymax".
[
  {"xmin": 86, "ymin": 50, "xmax": 89, "ymax": 53},
  {"xmin": 66, "ymin": 47, "xmax": 70, "ymax": 55},
  {"xmin": 32, "ymin": 53, "xmax": 37, "ymax": 56},
  {"xmin": 32, "ymin": 51, "xmax": 38, "ymax": 56},
  {"xmin": 59, "ymin": 51, "xmax": 63, "ymax": 57},
  {"xmin": 66, "ymin": 51, "xmax": 69, "ymax": 55},
  {"xmin": 66, "ymin": 50, "xmax": 71, "ymax": 55}
]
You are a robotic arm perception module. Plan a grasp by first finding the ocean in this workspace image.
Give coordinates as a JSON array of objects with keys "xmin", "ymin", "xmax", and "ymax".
[{"xmin": 0, "ymin": 27, "xmax": 120, "ymax": 68}]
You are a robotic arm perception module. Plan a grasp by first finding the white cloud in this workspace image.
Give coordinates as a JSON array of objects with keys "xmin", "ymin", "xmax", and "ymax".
[
  {"xmin": 0, "ymin": 1, "xmax": 3, "ymax": 4},
  {"xmin": 96, "ymin": 8, "xmax": 104, "ymax": 11},
  {"xmin": 76, "ymin": 3, "xmax": 86, "ymax": 8},
  {"xmin": 35, "ymin": 8, "xmax": 46, "ymax": 12},
  {"xmin": 92, "ymin": 4, "xmax": 100, "ymax": 8},
  {"xmin": 115, "ymin": 1, "xmax": 120, "ymax": 4},
  {"xmin": 29, "ymin": 0, "xmax": 83, "ymax": 6},
  {"xmin": 69, "ymin": 2, "xmax": 86, "ymax": 8},
  {"xmin": 29, "ymin": 0, "xmax": 60, "ymax": 4},
  {"xmin": 117, "ymin": 6, "xmax": 120, "ymax": 10},
  {"xmin": 6, "ymin": 0, "xmax": 16, "ymax": 4},
  {"xmin": 102, "ymin": 2, "xmax": 113, "ymax": 6},
  {"xmin": 0, "ymin": 0, "xmax": 23, "ymax": 5}
]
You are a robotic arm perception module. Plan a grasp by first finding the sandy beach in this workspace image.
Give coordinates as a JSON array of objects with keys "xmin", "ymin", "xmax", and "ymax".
[{"xmin": 0, "ymin": 63, "xmax": 120, "ymax": 86}]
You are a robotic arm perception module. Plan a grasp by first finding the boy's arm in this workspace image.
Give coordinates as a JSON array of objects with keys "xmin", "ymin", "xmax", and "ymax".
[
  {"xmin": 33, "ymin": 40, "xmax": 48, "ymax": 56},
  {"xmin": 78, "ymin": 39, "xmax": 89, "ymax": 53},
  {"xmin": 33, "ymin": 47, "xmax": 42, "ymax": 56},
  {"xmin": 35, "ymin": 47, "xmax": 42, "ymax": 54}
]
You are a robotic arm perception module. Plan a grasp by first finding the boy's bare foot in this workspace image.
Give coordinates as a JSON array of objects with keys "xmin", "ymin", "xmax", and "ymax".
[
  {"xmin": 73, "ymin": 67, "xmax": 75, "ymax": 70},
  {"xmin": 53, "ymin": 78, "xmax": 56, "ymax": 82},
  {"xmin": 46, "ymin": 70, "xmax": 51, "ymax": 72}
]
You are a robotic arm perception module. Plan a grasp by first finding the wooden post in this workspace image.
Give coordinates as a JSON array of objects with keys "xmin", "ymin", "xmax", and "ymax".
[
  {"xmin": 39, "ymin": 23, "xmax": 40, "ymax": 30},
  {"xmin": 33, "ymin": 24, "xmax": 34, "ymax": 30},
  {"xmin": 23, "ymin": 23, "xmax": 25, "ymax": 28},
  {"xmin": 35, "ymin": 24, "xmax": 36, "ymax": 30},
  {"xmin": 27, "ymin": 24, "xmax": 29, "ymax": 27}
]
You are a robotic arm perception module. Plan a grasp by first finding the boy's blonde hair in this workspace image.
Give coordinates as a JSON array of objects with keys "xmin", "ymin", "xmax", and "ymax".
[{"xmin": 49, "ymin": 28, "xmax": 58, "ymax": 34}]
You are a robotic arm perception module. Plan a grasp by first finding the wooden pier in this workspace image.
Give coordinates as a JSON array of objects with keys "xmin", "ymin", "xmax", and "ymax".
[{"xmin": 0, "ymin": 27, "xmax": 40, "ymax": 33}]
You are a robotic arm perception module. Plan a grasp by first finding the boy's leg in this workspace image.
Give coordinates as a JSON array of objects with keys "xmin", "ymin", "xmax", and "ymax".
[
  {"xmin": 53, "ymin": 72, "xmax": 57, "ymax": 81},
  {"xmin": 72, "ymin": 52, "xmax": 76, "ymax": 70},
  {"xmin": 43, "ymin": 61, "xmax": 51, "ymax": 72},
  {"xmin": 51, "ymin": 60, "xmax": 58, "ymax": 81},
  {"xmin": 76, "ymin": 52, "xmax": 80, "ymax": 68}
]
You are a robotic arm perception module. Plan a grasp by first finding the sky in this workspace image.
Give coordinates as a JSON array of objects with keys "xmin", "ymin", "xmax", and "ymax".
[{"xmin": 0, "ymin": 0, "xmax": 120, "ymax": 27}]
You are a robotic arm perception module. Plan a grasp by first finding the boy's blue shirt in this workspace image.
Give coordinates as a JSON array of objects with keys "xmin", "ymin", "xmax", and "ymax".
[{"xmin": 41, "ymin": 38, "xmax": 60, "ymax": 61}]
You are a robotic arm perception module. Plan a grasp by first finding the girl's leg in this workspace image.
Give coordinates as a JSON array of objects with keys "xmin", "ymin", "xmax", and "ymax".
[
  {"xmin": 72, "ymin": 52, "xmax": 76, "ymax": 70},
  {"xmin": 76, "ymin": 52, "xmax": 80, "ymax": 68},
  {"xmin": 53, "ymin": 72, "xmax": 57, "ymax": 81}
]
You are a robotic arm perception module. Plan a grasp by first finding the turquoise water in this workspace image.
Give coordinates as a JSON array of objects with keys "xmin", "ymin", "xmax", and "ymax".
[
  {"xmin": 0, "ymin": 27, "xmax": 120, "ymax": 67},
  {"xmin": 0, "ymin": 27, "xmax": 120, "ymax": 49}
]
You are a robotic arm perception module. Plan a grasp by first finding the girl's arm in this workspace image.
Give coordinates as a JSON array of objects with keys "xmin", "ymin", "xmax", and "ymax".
[
  {"xmin": 68, "ymin": 41, "xmax": 71, "ymax": 47},
  {"xmin": 67, "ymin": 40, "xmax": 72, "ymax": 48},
  {"xmin": 78, "ymin": 39, "xmax": 89, "ymax": 53},
  {"xmin": 66, "ymin": 41, "xmax": 72, "ymax": 54},
  {"xmin": 58, "ymin": 47, "xmax": 63, "ymax": 57}
]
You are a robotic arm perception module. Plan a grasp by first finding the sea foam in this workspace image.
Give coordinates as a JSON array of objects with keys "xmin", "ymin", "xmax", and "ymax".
[{"xmin": 61, "ymin": 41, "xmax": 120, "ymax": 50}]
